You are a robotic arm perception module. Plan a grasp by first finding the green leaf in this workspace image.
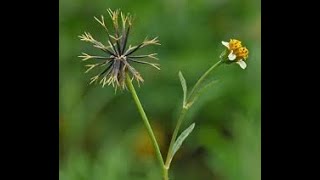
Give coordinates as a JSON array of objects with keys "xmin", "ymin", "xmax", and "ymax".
[
  {"xmin": 178, "ymin": 71, "xmax": 187, "ymax": 107},
  {"xmin": 170, "ymin": 123, "xmax": 195, "ymax": 164}
]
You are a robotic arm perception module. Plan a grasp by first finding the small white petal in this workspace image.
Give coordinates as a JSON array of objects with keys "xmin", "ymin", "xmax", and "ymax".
[
  {"xmin": 228, "ymin": 51, "xmax": 236, "ymax": 61},
  {"xmin": 221, "ymin": 41, "xmax": 230, "ymax": 48},
  {"xmin": 237, "ymin": 60, "xmax": 247, "ymax": 69}
]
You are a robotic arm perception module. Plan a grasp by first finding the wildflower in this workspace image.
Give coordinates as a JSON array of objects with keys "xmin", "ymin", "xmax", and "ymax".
[
  {"xmin": 78, "ymin": 9, "xmax": 160, "ymax": 90},
  {"xmin": 221, "ymin": 39, "xmax": 249, "ymax": 69}
]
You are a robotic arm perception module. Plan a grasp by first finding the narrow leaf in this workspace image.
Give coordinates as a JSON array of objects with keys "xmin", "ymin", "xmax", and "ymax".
[
  {"xmin": 178, "ymin": 71, "xmax": 187, "ymax": 107},
  {"xmin": 170, "ymin": 123, "xmax": 195, "ymax": 164}
]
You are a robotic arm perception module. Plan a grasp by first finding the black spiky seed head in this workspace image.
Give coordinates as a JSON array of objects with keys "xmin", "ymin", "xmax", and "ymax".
[{"xmin": 78, "ymin": 9, "xmax": 160, "ymax": 90}]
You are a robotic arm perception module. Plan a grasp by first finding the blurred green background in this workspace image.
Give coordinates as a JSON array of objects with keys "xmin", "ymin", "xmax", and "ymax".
[{"xmin": 59, "ymin": 0, "xmax": 260, "ymax": 179}]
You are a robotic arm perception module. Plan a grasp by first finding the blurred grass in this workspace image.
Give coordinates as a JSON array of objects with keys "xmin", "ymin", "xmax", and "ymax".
[{"xmin": 60, "ymin": 0, "xmax": 260, "ymax": 179}]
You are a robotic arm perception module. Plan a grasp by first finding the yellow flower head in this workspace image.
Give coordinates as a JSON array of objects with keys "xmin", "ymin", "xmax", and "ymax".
[
  {"xmin": 234, "ymin": 46, "xmax": 249, "ymax": 60},
  {"xmin": 228, "ymin": 39, "xmax": 242, "ymax": 50},
  {"xmin": 221, "ymin": 39, "xmax": 249, "ymax": 69}
]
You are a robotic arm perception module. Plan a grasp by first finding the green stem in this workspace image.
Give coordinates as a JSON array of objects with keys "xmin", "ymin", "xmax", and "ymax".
[
  {"xmin": 164, "ymin": 60, "xmax": 223, "ymax": 177},
  {"xmin": 163, "ymin": 167, "xmax": 169, "ymax": 180},
  {"xmin": 125, "ymin": 74, "xmax": 165, "ymax": 176},
  {"xmin": 164, "ymin": 107, "xmax": 188, "ymax": 167},
  {"xmin": 188, "ymin": 60, "xmax": 223, "ymax": 101}
]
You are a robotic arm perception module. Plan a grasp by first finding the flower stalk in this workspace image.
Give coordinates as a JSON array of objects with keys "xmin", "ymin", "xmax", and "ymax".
[
  {"xmin": 163, "ymin": 60, "xmax": 223, "ymax": 179},
  {"xmin": 125, "ymin": 73, "xmax": 166, "ymax": 176},
  {"xmin": 163, "ymin": 39, "xmax": 249, "ymax": 178}
]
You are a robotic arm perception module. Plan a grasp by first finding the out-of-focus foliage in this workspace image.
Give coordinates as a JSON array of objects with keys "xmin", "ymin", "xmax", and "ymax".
[{"xmin": 59, "ymin": 0, "xmax": 260, "ymax": 179}]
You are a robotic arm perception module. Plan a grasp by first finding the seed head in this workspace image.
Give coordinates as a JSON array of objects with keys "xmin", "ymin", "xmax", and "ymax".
[{"xmin": 78, "ymin": 9, "xmax": 160, "ymax": 90}]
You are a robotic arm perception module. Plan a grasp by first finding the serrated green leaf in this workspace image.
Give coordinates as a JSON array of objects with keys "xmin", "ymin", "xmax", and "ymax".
[
  {"xmin": 178, "ymin": 71, "xmax": 187, "ymax": 106},
  {"xmin": 170, "ymin": 123, "xmax": 195, "ymax": 164}
]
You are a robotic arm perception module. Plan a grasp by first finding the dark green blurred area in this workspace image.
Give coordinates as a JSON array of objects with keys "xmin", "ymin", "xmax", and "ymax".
[{"xmin": 59, "ymin": 0, "xmax": 260, "ymax": 179}]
